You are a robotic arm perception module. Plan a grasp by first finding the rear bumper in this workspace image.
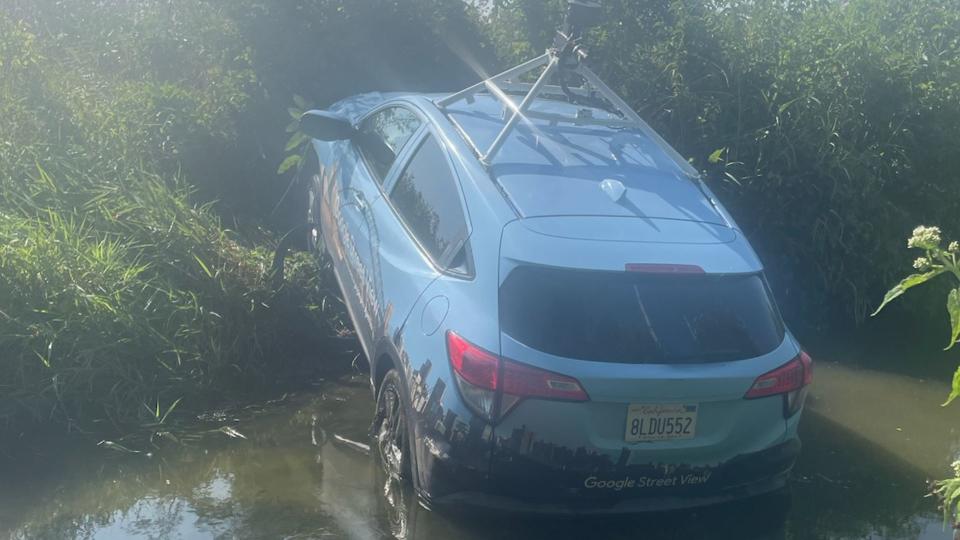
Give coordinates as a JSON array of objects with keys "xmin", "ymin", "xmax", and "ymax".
[
  {"xmin": 421, "ymin": 438, "xmax": 800, "ymax": 515},
  {"xmin": 430, "ymin": 472, "xmax": 789, "ymax": 515}
]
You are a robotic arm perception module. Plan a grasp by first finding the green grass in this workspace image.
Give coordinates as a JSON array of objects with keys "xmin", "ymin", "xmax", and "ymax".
[
  {"xmin": 0, "ymin": 7, "xmax": 346, "ymax": 440},
  {"xmin": 0, "ymin": 165, "xmax": 343, "ymax": 437}
]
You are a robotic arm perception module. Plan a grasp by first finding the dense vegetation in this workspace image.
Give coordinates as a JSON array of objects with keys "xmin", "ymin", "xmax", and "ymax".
[
  {"xmin": 0, "ymin": 8, "xmax": 315, "ymax": 439},
  {"xmin": 1, "ymin": 0, "xmax": 958, "ymax": 442}
]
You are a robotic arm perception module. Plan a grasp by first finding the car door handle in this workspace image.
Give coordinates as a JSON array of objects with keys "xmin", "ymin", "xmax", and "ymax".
[{"xmin": 351, "ymin": 191, "xmax": 366, "ymax": 210}]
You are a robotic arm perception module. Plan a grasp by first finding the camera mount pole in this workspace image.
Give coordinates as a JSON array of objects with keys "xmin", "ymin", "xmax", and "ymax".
[
  {"xmin": 436, "ymin": 1, "xmax": 700, "ymax": 178},
  {"xmin": 479, "ymin": 54, "xmax": 559, "ymax": 165}
]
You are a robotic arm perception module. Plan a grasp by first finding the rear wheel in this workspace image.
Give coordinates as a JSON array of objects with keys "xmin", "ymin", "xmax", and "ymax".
[{"xmin": 373, "ymin": 369, "xmax": 411, "ymax": 480}]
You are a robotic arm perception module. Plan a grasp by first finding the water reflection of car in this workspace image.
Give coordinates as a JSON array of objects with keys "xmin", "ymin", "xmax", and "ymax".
[{"xmin": 297, "ymin": 48, "xmax": 811, "ymax": 514}]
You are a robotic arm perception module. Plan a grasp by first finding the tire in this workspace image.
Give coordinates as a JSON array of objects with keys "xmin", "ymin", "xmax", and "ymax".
[{"xmin": 372, "ymin": 369, "xmax": 412, "ymax": 481}]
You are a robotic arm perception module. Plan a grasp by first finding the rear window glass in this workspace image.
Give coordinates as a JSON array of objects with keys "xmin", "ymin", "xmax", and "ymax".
[{"xmin": 499, "ymin": 267, "xmax": 784, "ymax": 364}]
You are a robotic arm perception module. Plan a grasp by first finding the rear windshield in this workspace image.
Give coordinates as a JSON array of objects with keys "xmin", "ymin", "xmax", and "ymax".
[{"xmin": 499, "ymin": 267, "xmax": 785, "ymax": 364}]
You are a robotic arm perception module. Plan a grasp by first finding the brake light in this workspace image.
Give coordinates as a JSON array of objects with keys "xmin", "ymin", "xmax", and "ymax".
[
  {"xmin": 446, "ymin": 331, "xmax": 589, "ymax": 421},
  {"xmin": 799, "ymin": 350, "xmax": 813, "ymax": 385},
  {"xmin": 502, "ymin": 360, "xmax": 589, "ymax": 401},
  {"xmin": 744, "ymin": 351, "xmax": 813, "ymax": 417},
  {"xmin": 447, "ymin": 330, "xmax": 499, "ymax": 390}
]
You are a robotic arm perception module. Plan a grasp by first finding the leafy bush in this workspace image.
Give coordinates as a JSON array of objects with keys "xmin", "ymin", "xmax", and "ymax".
[
  {"xmin": 2, "ymin": 1, "xmax": 255, "ymax": 212},
  {"xmin": 0, "ymin": 7, "xmax": 307, "ymax": 437}
]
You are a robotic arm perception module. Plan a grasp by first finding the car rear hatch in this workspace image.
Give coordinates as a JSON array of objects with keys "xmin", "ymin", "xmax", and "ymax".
[{"xmin": 487, "ymin": 217, "xmax": 799, "ymax": 505}]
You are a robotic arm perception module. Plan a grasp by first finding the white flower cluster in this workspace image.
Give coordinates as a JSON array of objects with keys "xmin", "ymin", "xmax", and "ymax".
[
  {"xmin": 913, "ymin": 257, "xmax": 932, "ymax": 271},
  {"xmin": 950, "ymin": 241, "xmax": 959, "ymax": 254},
  {"xmin": 907, "ymin": 225, "xmax": 942, "ymax": 250}
]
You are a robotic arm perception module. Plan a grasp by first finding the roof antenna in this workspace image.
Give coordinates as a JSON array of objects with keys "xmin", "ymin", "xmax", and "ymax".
[{"xmin": 600, "ymin": 178, "xmax": 627, "ymax": 203}]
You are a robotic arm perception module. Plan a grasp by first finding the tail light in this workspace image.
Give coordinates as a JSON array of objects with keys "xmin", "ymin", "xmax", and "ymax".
[
  {"xmin": 446, "ymin": 331, "xmax": 588, "ymax": 422},
  {"xmin": 744, "ymin": 351, "xmax": 813, "ymax": 417}
]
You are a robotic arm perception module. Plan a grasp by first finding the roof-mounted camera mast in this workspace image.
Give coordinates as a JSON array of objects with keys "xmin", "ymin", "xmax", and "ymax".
[{"xmin": 436, "ymin": 1, "xmax": 699, "ymax": 178}]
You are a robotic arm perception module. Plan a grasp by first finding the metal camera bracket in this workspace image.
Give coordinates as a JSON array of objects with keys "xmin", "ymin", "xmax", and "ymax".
[{"xmin": 435, "ymin": 1, "xmax": 698, "ymax": 178}]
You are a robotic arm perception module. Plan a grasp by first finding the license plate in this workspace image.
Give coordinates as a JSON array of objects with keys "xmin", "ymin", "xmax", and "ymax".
[{"xmin": 625, "ymin": 403, "xmax": 698, "ymax": 442}]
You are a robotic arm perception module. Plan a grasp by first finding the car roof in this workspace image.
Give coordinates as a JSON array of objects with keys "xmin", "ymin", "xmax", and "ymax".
[
  {"xmin": 442, "ymin": 94, "xmax": 724, "ymax": 223},
  {"xmin": 332, "ymin": 91, "xmax": 726, "ymax": 226}
]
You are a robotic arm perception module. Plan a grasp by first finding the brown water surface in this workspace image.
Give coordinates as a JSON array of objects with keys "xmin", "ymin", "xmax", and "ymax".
[{"xmin": 0, "ymin": 362, "xmax": 955, "ymax": 539}]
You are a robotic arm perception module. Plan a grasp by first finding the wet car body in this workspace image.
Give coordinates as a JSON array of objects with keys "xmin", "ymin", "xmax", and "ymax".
[{"xmin": 302, "ymin": 88, "xmax": 809, "ymax": 514}]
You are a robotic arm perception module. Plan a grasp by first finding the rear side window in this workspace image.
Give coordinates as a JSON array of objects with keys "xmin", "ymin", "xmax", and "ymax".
[
  {"xmin": 358, "ymin": 106, "xmax": 422, "ymax": 182},
  {"xmin": 389, "ymin": 134, "xmax": 469, "ymax": 269},
  {"xmin": 499, "ymin": 268, "xmax": 784, "ymax": 364}
]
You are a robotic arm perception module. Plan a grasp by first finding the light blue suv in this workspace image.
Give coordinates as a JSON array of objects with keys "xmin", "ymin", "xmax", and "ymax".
[{"xmin": 297, "ymin": 19, "xmax": 811, "ymax": 513}]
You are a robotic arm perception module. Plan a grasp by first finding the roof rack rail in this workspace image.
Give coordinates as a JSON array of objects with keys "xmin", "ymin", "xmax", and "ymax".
[{"xmin": 436, "ymin": 1, "xmax": 699, "ymax": 178}]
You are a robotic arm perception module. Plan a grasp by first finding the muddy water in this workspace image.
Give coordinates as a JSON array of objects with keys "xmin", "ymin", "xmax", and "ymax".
[{"xmin": 0, "ymin": 363, "xmax": 957, "ymax": 540}]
